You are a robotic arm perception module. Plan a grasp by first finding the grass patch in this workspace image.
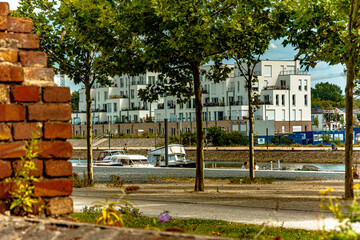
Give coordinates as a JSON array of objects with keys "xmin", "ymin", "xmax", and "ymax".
[
  {"xmin": 70, "ymin": 210, "xmax": 320, "ymax": 239},
  {"xmin": 229, "ymin": 176, "xmax": 275, "ymax": 184}
]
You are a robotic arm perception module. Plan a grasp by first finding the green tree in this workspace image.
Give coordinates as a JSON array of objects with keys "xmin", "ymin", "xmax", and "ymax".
[
  {"xmin": 71, "ymin": 91, "xmax": 79, "ymax": 111},
  {"xmin": 282, "ymin": 0, "xmax": 360, "ymax": 199},
  {"xmin": 313, "ymin": 117, "xmax": 319, "ymax": 130},
  {"xmin": 14, "ymin": 0, "xmax": 121, "ymax": 184},
  {"xmin": 221, "ymin": 0, "xmax": 284, "ymax": 179},
  {"xmin": 136, "ymin": 0, "xmax": 234, "ymax": 191},
  {"xmin": 312, "ymin": 82, "xmax": 344, "ymax": 102}
]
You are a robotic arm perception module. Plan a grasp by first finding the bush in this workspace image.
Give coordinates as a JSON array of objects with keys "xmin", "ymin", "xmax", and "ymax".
[
  {"xmin": 181, "ymin": 131, "xmax": 196, "ymax": 145},
  {"xmin": 206, "ymin": 126, "xmax": 248, "ymax": 146}
]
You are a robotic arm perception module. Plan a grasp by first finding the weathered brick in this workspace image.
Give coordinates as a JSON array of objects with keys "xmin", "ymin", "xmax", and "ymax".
[
  {"xmin": 0, "ymin": 16, "xmax": 7, "ymax": 30},
  {"xmin": 0, "ymin": 104, "xmax": 26, "ymax": 121},
  {"xmin": 43, "ymin": 87, "xmax": 71, "ymax": 103},
  {"xmin": 19, "ymin": 51, "xmax": 47, "ymax": 67},
  {"xmin": 24, "ymin": 67, "xmax": 54, "ymax": 83},
  {"xmin": 38, "ymin": 141, "xmax": 72, "ymax": 159},
  {"xmin": 0, "ymin": 161, "xmax": 12, "ymax": 179},
  {"xmin": 0, "ymin": 33, "xmax": 39, "ymax": 49},
  {"xmin": 13, "ymin": 122, "xmax": 42, "ymax": 140},
  {"xmin": 45, "ymin": 160, "xmax": 72, "ymax": 177},
  {"xmin": 0, "ymin": 64, "xmax": 24, "ymax": 82},
  {"xmin": 0, "ymin": 182, "xmax": 11, "ymax": 199},
  {"xmin": 28, "ymin": 104, "xmax": 71, "ymax": 121},
  {"xmin": 0, "ymin": 84, "xmax": 8, "ymax": 104},
  {"xmin": 0, "ymin": 2, "xmax": 10, "ymax": 16},
  {"xmin": 12, "ymin": 159, "xmax": 43, "ymax": 177},
  {"xmin": 7, "ymin": 17, "xmax": 33, "ymax": 33},
  {"xmin": 0, "ymin": 142, "xmax": 25, "ymax": 159},
  {"xmin": 45, "ymin": 197, "xmax": 73, "ymax": 216},
  {"xmin": 0, "ymin": 50, "xmax": 18, "ymax": 63},
  {"xmin": 0, "ymin": 123, "xmax": 11, "ymax": 140},
  {"xmin": 10, "ymin": 85, "xmax": 40, "ymax": 102},
  {"xmin": 44, "ymin": 123, "xmax": 72, "ymax": 139},
  {"xmin": 34, "ymin": 179, "xmax": 73, "ymax": 197},
  {"xmin": 0, "ymin": 38, "xmax": 19, "ymax": 49}
]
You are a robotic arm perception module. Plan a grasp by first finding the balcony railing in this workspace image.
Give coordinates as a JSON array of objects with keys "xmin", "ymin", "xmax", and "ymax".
[
  {"xmin": 109, "ymin": 94, "xmax": 128, "ymax": 99},
  {"xmin": 157, "ymin": 103, "xmax": 176, "ymax": 109},
  {"xmin": 279, "ymin": 70, "xmax": 309, "ymax": 75},
  {"xmin": 204, "ymin": 102, "xmax": 225, "ymax": 107},
  {"xmin": 263, "ymin": 85, "xmax": 289, "ymax": 90}
]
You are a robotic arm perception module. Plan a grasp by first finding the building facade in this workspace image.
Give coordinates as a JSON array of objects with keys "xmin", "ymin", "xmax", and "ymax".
[{"xmin": 72, "ymin": 60, "xmax": 311, "ymax": 136}]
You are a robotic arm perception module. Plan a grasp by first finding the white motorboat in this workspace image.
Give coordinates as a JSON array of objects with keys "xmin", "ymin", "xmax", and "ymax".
[
  {"xmin": 95, "ymin": 154, "xmax": 154, "ymax": 167},
  {"xmin": 146, "ymin": 144, "xmax": 196, "ymax": 168}
]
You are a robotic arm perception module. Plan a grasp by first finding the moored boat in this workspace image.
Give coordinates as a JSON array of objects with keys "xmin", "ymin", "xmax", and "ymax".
[{"xmin": 146, "ymin": 144, "xmax": 196, "ymax": 168}]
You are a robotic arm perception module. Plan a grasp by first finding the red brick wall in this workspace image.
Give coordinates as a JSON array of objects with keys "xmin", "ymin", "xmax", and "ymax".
[{"xmin": 0, "ymin": 2, "xmax": 73, "ymax": 216}]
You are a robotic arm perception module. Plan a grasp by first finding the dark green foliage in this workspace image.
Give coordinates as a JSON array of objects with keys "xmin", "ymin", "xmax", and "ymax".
[
  {"xmin": 206, "ymin": 126, "xmax": 248, "ymax": 146},
  {"xmin": 180, "ymin": 131, "xmax": 197, "ymax": 146},
  {"xmin": 312, "ymin": 82, "xmax": 343, "ymax": 103},
  {"xmin": 281, "ymin": 136, "xmax": 294, "ymax": 146},
  {"xmin": 70, "ymin": 91, "xmax": 79, "ymax": 111}
]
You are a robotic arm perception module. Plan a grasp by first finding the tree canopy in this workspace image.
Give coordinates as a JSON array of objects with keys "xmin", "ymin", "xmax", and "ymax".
[
  {"xmin": 282, "ymin": 0, "xmax": 360, "ymax": 199},
  {"xmin": 312, "ymin": 82, "xmax": 343, "ymax": 103}
]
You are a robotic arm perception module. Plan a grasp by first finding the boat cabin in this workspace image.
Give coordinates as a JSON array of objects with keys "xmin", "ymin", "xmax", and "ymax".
[{"xmin": 96, "ymin": 149, "xmax": 125, "ymax": 161}]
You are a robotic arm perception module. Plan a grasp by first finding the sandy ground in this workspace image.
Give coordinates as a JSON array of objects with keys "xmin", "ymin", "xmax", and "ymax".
[{"xmin": 71, "ymin": 179, "xmax": 360, "ymax": 231}]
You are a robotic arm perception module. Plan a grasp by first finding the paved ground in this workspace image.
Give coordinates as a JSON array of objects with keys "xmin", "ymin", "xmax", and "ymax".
[{"xmin": 71, "ymin": 179, "xmax": 360, "ymax": 232}]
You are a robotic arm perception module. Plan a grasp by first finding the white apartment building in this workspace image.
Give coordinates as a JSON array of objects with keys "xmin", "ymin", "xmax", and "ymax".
[{"xmin": 72, "ymin": 60, "xmax": 311, "ymax": 135}]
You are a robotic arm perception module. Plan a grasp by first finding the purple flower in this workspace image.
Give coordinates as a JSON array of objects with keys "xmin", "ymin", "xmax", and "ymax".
[{"xmin": 158, "ymin": 212, "xmax": 170, "ymax": 223}]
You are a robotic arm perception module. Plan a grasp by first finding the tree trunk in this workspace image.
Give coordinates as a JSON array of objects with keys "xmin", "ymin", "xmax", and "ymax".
[
  {"xmin": 247, "ymin": 67, "xmax": 255, "ymax": 180},
  {"xmin": 193, "ymin": 63, "xmax": 204, "ymax": 191},
  {"xmin": 85, "ymin": 83, "xmax": 94, "ymax": 184},
  {"xmin": 344, "ymin": 59, "xmax": 355, "ymax": 199}
]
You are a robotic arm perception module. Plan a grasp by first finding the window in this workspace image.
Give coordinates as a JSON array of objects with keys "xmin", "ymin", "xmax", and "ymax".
[
  {"xmin": 293, "ymin": 109, "xmax": 296, "ymax": 121},
  {"xmin": 98, "ymin": 92, "xmax": 100, "ymax": 101},
  {"xmin": 280, "ymin": 65, "xmax": 284, "ymax": 74},
  {"xmin": 264, "ymin": 80, "xmax": 268, "ymax": 88},
  {"xmin": 281, "ymin": 94, "xmax": 285, "ymax": 106},
  {"xmin": 282, "ymin": 109, "xmax": 285, "ymax": 121},
  {"xmin": 171, "ymin": 128, "xmax": 176, "ymax": 136},
  {"xmin": 304, "ymin": 80, "xmax": 308, "ymax": 91},
  {"xmin": 264, "ymin": 95, "xmax": 270, "ymax": 104},
  {"xmin": 304, "ymin": 95, "xmax": 308, "ymax": 106},
  {"xmin": 298, "ymin": 80, "xmax": 302, "ymax": 91},
  {"xmin": 280, "ymin": 80, "xmax": 286, "ymax": 89},
  {"xmin": 264, "ymin": 65, "xmax": 272, "ymax": 77},
  {"xmin": 134, "ymin": 115, "xmax": 138, "ymax": 122},
  {"xmin": 104, "ymin": 92, "xmax": 108, "ymax": 100},
  {"xmin": 120, "ymin": 78, "xmax": 124, "ymax": 87},
  {"xmin": 148, "ymin": 76, "xmax": 155, "ymax": 85},
  {"xmin": 107, "ymin": 103, "xmax": 111, "ymax": 113},
  {"xmin": 292, "ymin": 94, "xmax": 296, "ymax": 106},
  {"xmin": 126, "ymin": 129, "xmax": 130, "ymax": 134},
  {"xmin": 276, "ymin": 95, "xmax": 279, "ymax": 105},
  {"xmin": 282, "ymin": 125, "xmax": 285, "ymax": 133},
  {"xmin": 298, "ymin": 109, "xmax": 302, "ymax": 121},
  {"xmin": 130, "ymin": 90, "xmax": 135, "ymax": 99},
  {"xmin": 113, "ymin": 103, "xmax": 117, "ymax": 112}
]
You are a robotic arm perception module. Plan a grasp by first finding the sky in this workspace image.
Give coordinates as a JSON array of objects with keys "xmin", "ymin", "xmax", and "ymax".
[{"xmin": 9, "ymin": 0, "xmax": 347, "ymax": 94}]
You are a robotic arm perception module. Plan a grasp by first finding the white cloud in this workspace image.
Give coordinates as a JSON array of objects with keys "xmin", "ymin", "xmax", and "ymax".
[
  {"xmin": 8, "ymin": 0, "xmax": 20, "ymax": 10},
  {"xmin": 269, "ymin": 43, "xmax": 277, "ymax": 49}
]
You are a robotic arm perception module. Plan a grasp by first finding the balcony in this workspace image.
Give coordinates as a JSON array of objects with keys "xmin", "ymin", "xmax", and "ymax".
[
  {"xmin": 263, "ymin": 85, "xmax": 289, "ymax": 90},
  {"xmin": 204, "ymin": 102, "xmax": 225, "ymax": 107},
  {"xmin": 279, "ymin": 70, "xmax": 309, "ymax": 75},
  {"xmin": 157, "ymin": 103, "xmax": 176, "ymax": 109},
  {"xmin": 131, "ymin": 80, "xmax": 146, "ymax": 85},
  {"xmin": 109, "ymin": 94, "xmax": 128, "ymax": 99},
  {"xmin": 93, "ymin": 108, "xmax": 107, "ymax": 113},
  {"xmin": 121, "ymin": 106, "xmax": 148, "ymax": 111}
]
